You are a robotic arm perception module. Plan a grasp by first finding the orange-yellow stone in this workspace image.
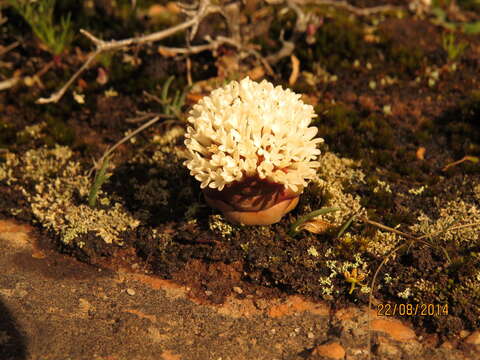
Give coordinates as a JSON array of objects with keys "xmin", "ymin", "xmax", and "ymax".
[
  {"xmin": 370, "ymin": 319, "xmax": 416, "ymax": 342},
  {"xmin": 311, "ymin": 342, "xmax": 345, "ymax": 359}
]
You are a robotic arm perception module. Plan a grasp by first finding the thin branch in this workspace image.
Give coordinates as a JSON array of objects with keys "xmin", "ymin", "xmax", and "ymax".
[
  {"xmin": 267, "ymin": 0, "xmax": 402, "ymax": 65},
  {"xmin": 359, "ymin": 216, "xmax": 417, "ymax": 240},
  {"xmin": 184, "ymin": 27, "xmax": 193, "ymax": 86},
  {"xmin": 0, "ymin": 41, "xmax": 20, "ymax": 57},
  {"xmin": 37, "ymin": 48, "xmax": 100, "ymax": 104},
  {"xmin": 418, "ymin": 221, "xmax": 480, "ymax": 241},
  {"xmin": 125, "ymin": 111, "xmax": 172, "ymax": 124},
  {"xmin": 158, "ymin": 36, "xmax": 234, "ymax": 56},
  {"xmin": 267, "ymin": 0, "xmax": 311, "ymax": 65},
  {"xmin": 37, "ymin": 0, "xmax": 219, "ymax": 104},
  {"xmin": 160, "ymin": 35, "xmax": 274, "ymax": 75},
  {"xmin": 88, "ymin": 115, "xmax": 162, "ymax": 176},
  {"xmin": 441, "ymin": 155, "xmax": 479, "ymax": 171},
  {"xmin": 223, "ymin": 1, "xmax": 242, "ymax": 45},
  {"xmin": 0, "ymin": 77, "xmax": 20, "ymax": 91},
  {"xmin": 296, "ymin": 0, "xmax": 402, "ymax": 16}
]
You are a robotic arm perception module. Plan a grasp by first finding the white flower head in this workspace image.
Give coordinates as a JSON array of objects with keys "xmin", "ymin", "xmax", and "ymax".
[{"xmin": 184, "ymin": 77, "xmax": 323, "ymax": 192}]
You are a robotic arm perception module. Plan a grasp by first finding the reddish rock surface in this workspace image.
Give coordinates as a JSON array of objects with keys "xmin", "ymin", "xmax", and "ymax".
[{"xmin": 0, "ymin": 219, "xmax": 476, "ymax": 360}]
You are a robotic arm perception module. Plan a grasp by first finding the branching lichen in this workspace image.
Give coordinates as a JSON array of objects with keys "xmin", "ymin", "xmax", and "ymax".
[
  {"xmin": 409, "ymin": 198, "xmax": 480, "ymax": 246},
  {"xmin": 61, "ymin": 203, "xmax": 139, "ymax": 245},
  {"xmin": 133, "ymin": 178, "xmax": 170, "ymax": 207},
  {"xmin": 366, "ymin": 230, "xmax": 401, "ymax": 257},
  {"xmin": 319, "ymin": 248, "xmax": 370, "ymax": 298},
  {"xmin": 311, "ymin": 152, "xmax": 366, "ymax": 224},
  {"xmin": 2, "ymin": 143, "xmax": 139, "ymax": 246},
  {"xmin": 209, "ymin": 214, "xmax": 235, "ymax": 238},
  {"xmin": 0, "ymin": 152, "xmax": 19, "ymax": 184}
]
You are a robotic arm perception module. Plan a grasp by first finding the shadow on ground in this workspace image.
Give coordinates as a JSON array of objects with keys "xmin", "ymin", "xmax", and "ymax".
[{"xmin": 0, "ymin": 299, "xmax": 27, "ymax": 360}]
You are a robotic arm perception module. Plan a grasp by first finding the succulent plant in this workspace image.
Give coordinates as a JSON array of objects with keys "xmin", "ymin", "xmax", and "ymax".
[{"xmin": 184, "ymin": 77, "xmax": 323, "ymax": 225}]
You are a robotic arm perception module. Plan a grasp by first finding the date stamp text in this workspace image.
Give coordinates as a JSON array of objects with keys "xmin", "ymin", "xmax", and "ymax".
[{"xmin": 377, "ymin": 303, "xmax": 448, "ymax": 316}]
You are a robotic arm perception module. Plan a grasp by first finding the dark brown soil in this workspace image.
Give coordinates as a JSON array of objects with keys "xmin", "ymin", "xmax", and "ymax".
[{"xmin": 1, "ymin": 2, "xmax": 480, "ymax": 358}]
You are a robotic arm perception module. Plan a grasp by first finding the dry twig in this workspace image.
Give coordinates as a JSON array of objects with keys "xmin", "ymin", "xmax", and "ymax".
[
  {"xmin": 359, "ymin": 216, "xmax": 417, "ymax": 240},
  {"xmin": 266, "ymin": 0, "xmax": 402, "ymax": 65},
  {"xmin": 125, "ymin": 111, "xmax": 172, "ymax": 124},
  {"xmin": 0, "ymin": 41, "xmax": 20, "ymax": 57},
  {"xmin": 288, "ymin": 54, "xmax": 300, "ymax": 85},
  {"xmin": 37, "ymin": 0, "xmax": 220, "ymax": 104},
  {"xmin": 0, "ymin": 77, "xmax": 20, "ymax": 91},
  {"xmin": 88, "ymin": 114, "xmax": 163, "ymax": 176},
  {"xmin": 267, "ymin": 0, "xmax": 312, "ymax": 64},
  {"xmin": 296, "ymin": 0, "xmax": 401, "ymax": 16},
  {"xmin": 441, "ymin": 155, "xmax": 479, "ymax": 171}
]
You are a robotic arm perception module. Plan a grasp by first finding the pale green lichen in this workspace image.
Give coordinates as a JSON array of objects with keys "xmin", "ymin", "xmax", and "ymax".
[
  {"xmin": 311, "ymin": 152, "xmax": 366, "ymax": 225},
  {"xmin": 318, "ymin": 275, "xmax": 335, "ymax": 297},
  {"xmin": 2, "ymin": 142, "xmax": 140, "ymax": 246},
  {"xmin": 397, "ymin": 287, "xmax": 413, "ymax": 299},
  {"xmin": 366, "ymin": 230, "xmax": 401, "ymax": 257},
  {"xmin": 307, "ymin": 246, "xmax": 319, "ymax": 257},
  {"xmin": 319, "ymin": 248, "xmax": 370, "ymax": 298},
  {"xmin": 0, "ymin": 152, "xmax": 20, "ymax": 184},
  {"xmin": 152, "ymin": 124, "xmax": 185, "ymax": 146},
  {"xmin": 61, "ymin": 203, "xmax": 139, "ymax": 245},
  {"xmin": 133, "ymin": 178, "xmax": 170, "ymax": 207},
  {"xmin": 408, "ymin": 185, "xmax": 427, "ymax": 195},
  {"xmin": 18, "ymin": 122, "xmax": 47, "ymax": 139},
  {"xmin": 152, "ymin": 145, "xmax": 187, "ymax": 166},
  {"xmin": 383, "ymin": 273, "xmax": 393, "ymax": 284},
  {"xmin": 373, "ymin": 179, "xmax": 392, "ymax": 194},
  {"xmin": 22, "ymin": 145, "xmax": 75, "ymax": 182},
  {"xmin": 413, "ymin": 278, "xmax": 436, "ymax": 296},
  {"xmin": 474, "ymin": 184, "xmax": 480, "ymax": 202},
  {"xmin": 209, "ymin": 214, "xmax": 235, "ymax": 238},
  {"xmin": 409, "ymin": 198, "xmax": 480, "ymax": 246}
]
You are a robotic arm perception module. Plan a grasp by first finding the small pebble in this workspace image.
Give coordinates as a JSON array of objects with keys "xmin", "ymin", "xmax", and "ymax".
[
  {"xmin": 126, "ymin": 288, "xmax": 135, "ymax": 296},
  {"xmin": 233, "ymin": 286, "xmax": 243, "ymax": 294},
  {"xmin": 307, "ymin": 332, "xmax": 315, "ymax": 339}
]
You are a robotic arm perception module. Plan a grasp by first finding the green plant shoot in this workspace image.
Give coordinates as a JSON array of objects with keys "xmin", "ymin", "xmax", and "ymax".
[{"xmin": 88, "ymin": 156, "xmax": 110, "ymax": 208}]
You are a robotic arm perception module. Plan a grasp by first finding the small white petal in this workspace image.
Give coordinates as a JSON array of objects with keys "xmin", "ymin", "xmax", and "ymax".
[{"xmin": 183, "ymin": 77, "xmax": 323, "ymax": 190}]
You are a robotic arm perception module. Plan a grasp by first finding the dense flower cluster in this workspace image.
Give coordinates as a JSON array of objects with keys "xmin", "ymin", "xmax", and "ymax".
[{"xmin": 184, "ymin": 77, "xmax": 323, "ymax": 192}]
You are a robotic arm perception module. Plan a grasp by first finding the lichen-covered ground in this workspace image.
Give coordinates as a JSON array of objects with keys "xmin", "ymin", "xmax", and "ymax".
[{"xmin": 1, "ymin": 0, "xmax": 480, "ymax": 356}]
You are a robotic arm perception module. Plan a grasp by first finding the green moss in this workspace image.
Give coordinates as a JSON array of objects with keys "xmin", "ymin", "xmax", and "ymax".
[
  {"xmin": 98, "ymin": 52, "xmax": 114, "ymax": 69},
  {"xmin": 208, "ymin": 214, "xmax": 236, "ymax": 239},
  {"xmin": 309, "ymin": 17, "xmax": 375, "ymax": 71},
  {"xmin": 434, "ymin": 90, "xmax": 480, "ymax": 162},
  {"xmin": 336, "ymin": 233, "xmax": 371, "ymax": 257},
  {"xmin": 459, "ymin": 0, "xmax": 480, "ymax": 12},
  {"xmin": 314, "ymin": 103, "xmax": 395, "ymax": 159},
  {"xmin": 379, "ymin": 28, "xmax": 426, "ymax": 76},
  {"xmin": 0, "ymin": 120, "xmax": 16, "ymax": 148},
  {"xmin": 44, "ymin": 115, "xmax": 75, "ymax": 146},
  {"xmin": 385, "ymin": 42, "xmax": 425, "ymax": 75}
]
